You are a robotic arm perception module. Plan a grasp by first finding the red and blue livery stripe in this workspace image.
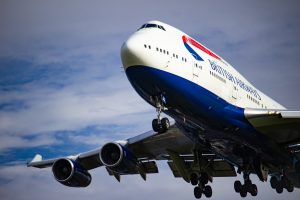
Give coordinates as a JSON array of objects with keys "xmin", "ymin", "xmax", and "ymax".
[{"xmin": 182, "ymin": 35, "xmax": 221, "ymax": 61}]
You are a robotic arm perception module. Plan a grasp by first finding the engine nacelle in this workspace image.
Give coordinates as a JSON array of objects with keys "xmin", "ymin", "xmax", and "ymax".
[
  {"xmin": 99, "ymin": 142, "xmax": 138, "ymax": 174},
  {"xmin": 52, "ymin": 158, "xmax": 91, "ymax": 187}
]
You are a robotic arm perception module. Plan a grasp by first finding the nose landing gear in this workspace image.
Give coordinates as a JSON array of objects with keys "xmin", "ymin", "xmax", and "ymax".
[{"xmin": 151, "ymin": 95, "xmax": 170, "ymax": 133}]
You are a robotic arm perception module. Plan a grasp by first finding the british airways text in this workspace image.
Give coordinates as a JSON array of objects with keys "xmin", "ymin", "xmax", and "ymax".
[{"xmin": 209, "ymin": 60, "xmax": 261, "ymax": 100}]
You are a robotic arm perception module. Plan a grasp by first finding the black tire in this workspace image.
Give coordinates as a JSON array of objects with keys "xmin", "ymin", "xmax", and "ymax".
[
  {"xmin": 158, "ymin": 126, "xmax": 166, "ymax": 134},
  {"xmin": 161, "ymin": 117, "xmax": 170, "ymax": 131},
  {"xmin": 270, "ymin": 176, "xmax": 278, "ymax": 189},
  {"xmin": 287, "ymin": 182, "xmax": 294, "ymax": 193},
  {"xmin": 234, "ymin": 180, "xmax": 242, "ymax": 193},
  {"xmin": 276, "ymin": 183, "xmax": 283, "ymax": 194},
  {"xmin": 194, "ymin": 186, "xmax": 202, "ymax": 199},
  {"xmin": 250, "ymin": 184, "xmax": 258, "ymax": 196},
  {"xmin": 281, "ymin": 176, "xmax": 288, "ymax": 189},
  {"xmin": 200, "ymin": 173, "xmax": 209, "ymax": 185},
  {"xmin": 295, "ymin": 161, "xmax": 300, "ymax": 173},
  {"xmin": 190, "ymin": 173, "xmax": 199, "ymax": 186},
  {"xmin": 204, "ymin": 185, "xmax": 212, "ymax": 198},
  {"xmin": 245, "ymin": 179, "xmax": 252, "ymax": 186},
  {"xmin": 240, "ymin": 185, "xmax": 247, "ymax": 198},
  {"xmin": 152, "ymin": 119, "xmax": 159, "ymax": 132}
]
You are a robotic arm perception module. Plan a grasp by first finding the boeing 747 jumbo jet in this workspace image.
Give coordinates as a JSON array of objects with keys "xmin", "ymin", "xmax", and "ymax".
[{"xmin": 28, "ymin": 21, "xmax": 300, "ymax": 198}]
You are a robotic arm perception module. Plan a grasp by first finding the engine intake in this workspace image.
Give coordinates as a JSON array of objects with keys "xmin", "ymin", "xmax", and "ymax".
[
  {"xmin": 99, "ymin": 142, "xmax": 138, "ymax": 174},
  {"xmin": 100, "ymin": 142, "xmax": 124, "ymax": 167},
  {"xmin": 52, "ymin": 158, "xmax": 91, "ymax": 187}
]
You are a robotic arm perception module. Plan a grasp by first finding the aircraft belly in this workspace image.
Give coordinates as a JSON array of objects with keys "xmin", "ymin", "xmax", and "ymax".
[{"xmin": 125, "ymin": 65, "xmax": 293, "ymax": 169}]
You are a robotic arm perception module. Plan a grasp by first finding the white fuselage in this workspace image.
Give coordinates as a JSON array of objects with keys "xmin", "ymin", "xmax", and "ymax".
[{"xmin": 121, "ymin": 21, "xmax": 285, "ymax": 110}]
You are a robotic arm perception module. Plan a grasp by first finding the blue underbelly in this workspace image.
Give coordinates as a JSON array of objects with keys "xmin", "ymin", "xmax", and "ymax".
[{"xmin": 125, "ymin": 65, "xmax": 250, "ymax": 130}]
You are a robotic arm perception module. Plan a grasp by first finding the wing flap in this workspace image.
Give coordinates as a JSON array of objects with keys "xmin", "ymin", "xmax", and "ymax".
[
  {"xmin": 167, "ymin": 159, "xmax": 236, "ymax": 178},
  {"xmin": 211, "ymin": 160, "xmax": 237, "ymax": 177},
  {"xmin": 106, "ymin": 161, "xmax": 158, "ymax": 176},
  {"xmin": 245, "ymin": 109, "xmax": 300, "ymax": 144}
]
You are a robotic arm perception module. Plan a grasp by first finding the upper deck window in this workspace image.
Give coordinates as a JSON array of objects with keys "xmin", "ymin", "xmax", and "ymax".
[{"xmin": 138, "ymin": 23, "xmax": 166, "ymax": 31}]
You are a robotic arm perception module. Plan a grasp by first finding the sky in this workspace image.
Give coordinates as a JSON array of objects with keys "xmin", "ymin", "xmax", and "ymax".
[{"xmin": 0, "ymin": 0, "xmax": 300, "ymax": 199}]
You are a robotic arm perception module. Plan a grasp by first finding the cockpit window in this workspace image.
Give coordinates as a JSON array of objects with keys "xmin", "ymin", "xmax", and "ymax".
[
  {"xmin": 138, "ymin": 23, "xmax": 166, "ymax": 31},
  {"xmin": 158, "ymin": 25, "xmax": 166, "ymax": 31},
  {"xmin": 138, "ymin": 24, "xmax": 146, "ymax": 30},
  {"xmin": 145, "ymin": 23, "xmax": 157, "ymax": 28}
]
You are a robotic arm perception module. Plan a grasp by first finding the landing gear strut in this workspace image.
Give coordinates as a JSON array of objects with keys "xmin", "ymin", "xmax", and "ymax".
[
  {"xmin": 270, "ymin": 175, "xmax": 294, "ymax": 193},
  {"xmin": 151, "ymin": 95, "xmax": 169, "ymax": 133},
  {"xmin": 234, "ymin": 173, "xmax": 258, "ymax": 197}
]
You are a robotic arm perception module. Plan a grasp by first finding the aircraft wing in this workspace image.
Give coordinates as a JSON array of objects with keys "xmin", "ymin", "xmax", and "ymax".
[
  {"xmin": 27, "ymin": 124, "xmax": 193, "ymax": 169},
  {"xmin": 27, "ymin": 148, "xmax": 104, "ymax": 170},
  {"xmin": 245, "ymin": 109, "xmax": 300, "ymax": 145},
  {"xmin": 28, "ymin": 124, "xmax": 236, "ymax": 183}
]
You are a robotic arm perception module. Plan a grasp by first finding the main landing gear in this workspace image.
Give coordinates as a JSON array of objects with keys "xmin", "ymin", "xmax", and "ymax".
[
  {"xmin": 234, "ymin": 173, "xmax": 258, "ymax": 198},
  {"xmin": 191, "ymin": 172, "xmax": 212, "ymax": 199},
  {"xmin": 151, "ymin": 96, "xmax": 170, "ymax": 133},
  {"xmin": 270, "ymin": 175, "xmax": 294, "ymax": 193}
]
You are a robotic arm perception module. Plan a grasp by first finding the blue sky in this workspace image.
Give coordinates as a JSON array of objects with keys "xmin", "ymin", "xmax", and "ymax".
[{"xmin": 0, "ymin": 0, "xmax": 300, "ymax": 199}]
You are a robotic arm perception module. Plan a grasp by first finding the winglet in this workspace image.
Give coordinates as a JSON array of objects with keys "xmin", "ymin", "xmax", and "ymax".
[{"xmin": 27, "ymin": 154, "xmax": 42, "ymax": 167}]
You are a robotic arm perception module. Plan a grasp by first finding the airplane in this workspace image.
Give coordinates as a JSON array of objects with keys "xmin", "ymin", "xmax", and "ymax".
[{"xmin": 28, "ymin": 20, "xmax": 300, "ymax": 199}]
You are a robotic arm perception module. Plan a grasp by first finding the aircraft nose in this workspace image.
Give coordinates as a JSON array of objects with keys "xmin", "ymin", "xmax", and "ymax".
[{"xmin": 120, "ymin": 35, "xmax": 143, "ymax": 70}]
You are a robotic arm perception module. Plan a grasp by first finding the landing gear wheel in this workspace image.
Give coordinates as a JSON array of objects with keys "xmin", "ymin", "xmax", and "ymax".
[
  {"xmin": 240, "ymin": 185, "xmax": 247, "ymax": 198},
  {"xmin": 275, "ymin": 183, "xmax": 283, "ymax": 194},
  {"xmin": 151, "ymin": 95, "xmax": 169, "ymax": 134},
  {"xmin": 204, "ymin": 185, "xmax": 212, "ymax": 198},
  {"xmin": 194, "ymin": 186, "xmax": 202, "ymax": 199},
  {"xmin": 270, "ymin": 176, "xmax": 278, "ymax": 189},
  {"xmin": 234, "ymin": 180, "xmax": 242, "ymax": 193},
  {"xmin": 287, "ymin": 182, "xmax": 294, "ymax": 192},
  {"xmin": 152, "ymin": 119, "xmax": 159, "ymax": 132},
  {"xmin": 249, "ymin": 184, "xmax": 258, "ymax": 196},
  {"xmin": 190, "ymin": 173, "xmax": 199, "ymax": 186},
  {"xmin": 200, "ymin": 173, "xmax": 209, "ymax": 185},
  {"xmin": 245, "ymin": 179, "xmax": 252, "ymax": 186},
  {"xmin": 161, "ymin": 117, "xmax": 170, "ymax": 131},
  {"xmin": 281, "ymin": 176, "xmax": 288, "ymax": 189}
]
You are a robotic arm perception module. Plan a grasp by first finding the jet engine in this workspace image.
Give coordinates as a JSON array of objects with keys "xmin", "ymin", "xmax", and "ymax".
[
  {"xmin": 52, "ymin": 158, "xmax": 91, "ymax": 187},
  {"xmin": 99, "ymin": 142, "xmax": 138, "ymax": 174}
]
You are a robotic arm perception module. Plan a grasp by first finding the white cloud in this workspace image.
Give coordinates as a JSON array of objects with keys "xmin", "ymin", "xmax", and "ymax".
[
  {"xmin": 0, "ymin": 134, "xmax": 60, "ymax": 151},
  {"xmin": 1, "ymin": 163, "xmax": 300, "ymax": 200},
  {"xmin": 0, "ymin": 74, "xmax": 152, "ymax": 135}
]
